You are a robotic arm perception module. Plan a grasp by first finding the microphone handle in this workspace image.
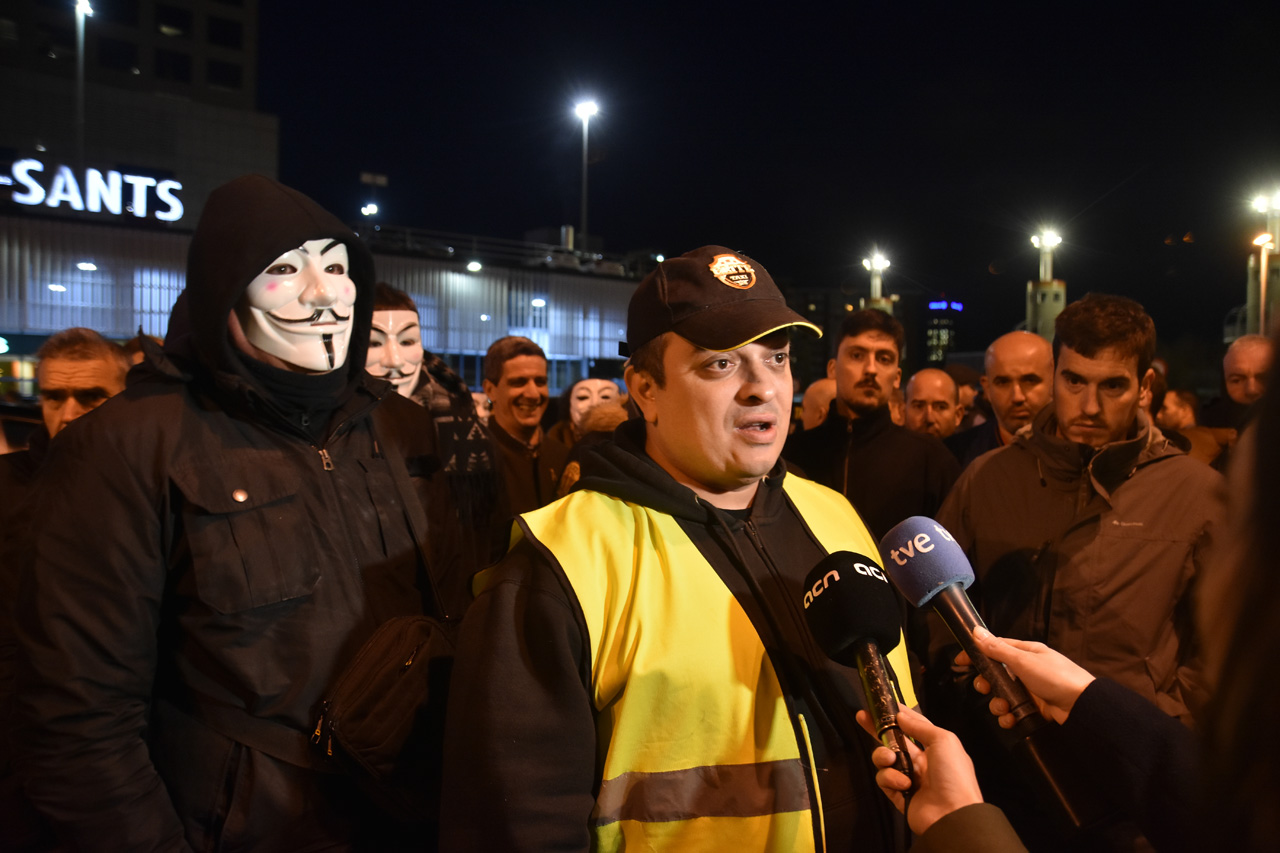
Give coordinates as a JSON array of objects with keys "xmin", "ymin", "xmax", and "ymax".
[
  {"xmin": 931, "ymin": 584, "xmax": 1041, "ymax": 726},
  {"xmin": 852, "ymin": 639, "xmax": 914, "ymax": 785}
]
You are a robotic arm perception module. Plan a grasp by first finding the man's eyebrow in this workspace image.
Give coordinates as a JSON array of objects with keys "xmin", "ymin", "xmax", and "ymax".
[{"xmin": 320, "ymin": 240, "xmax": 342, "ymax": 255}]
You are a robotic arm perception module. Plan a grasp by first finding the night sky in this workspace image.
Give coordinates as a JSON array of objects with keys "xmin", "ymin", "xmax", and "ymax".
[{"xmin": 258, "ymin": 2, "xmax": 1280, "ymax": 359}]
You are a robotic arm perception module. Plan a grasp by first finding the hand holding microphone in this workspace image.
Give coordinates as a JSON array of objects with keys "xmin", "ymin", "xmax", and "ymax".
[
  {"xmin": 801, "ymin": 551, "xmax": 913, "ymax": 784},
  {"xmin": 963, "ymin": 628, "xmax": 1096, "ymax": 728},
  {"xmin": 856, "ymin": 706, "xmax": 984, "ymax": 838}
]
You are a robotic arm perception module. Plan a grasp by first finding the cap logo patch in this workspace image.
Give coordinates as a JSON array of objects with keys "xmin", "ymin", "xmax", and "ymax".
[{"xmin": 708, "ymin": 254, "xmax": 756, "ymax": 289}]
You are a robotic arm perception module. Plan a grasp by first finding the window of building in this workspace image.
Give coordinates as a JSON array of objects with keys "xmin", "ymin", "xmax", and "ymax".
[
  {"xmin": 206, "ymin": 59, "xmax": 242, "ymax": 90},
  {"xmin": 206, "ymin": 16, "xmax": 242, "ymax": 49},
  {"xmin": 155, "ymin": 4, "xmax": 192, "ymax": 39},
  {"xmin": 154, "ymin": 48, "xmax": 191, "ymax": 82},
  {"xmin": 98, "ymin": 37, "xmax": 139, "ymax": 73}
]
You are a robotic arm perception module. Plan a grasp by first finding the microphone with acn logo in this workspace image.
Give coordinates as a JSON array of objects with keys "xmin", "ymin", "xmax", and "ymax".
[
  {"xmin": 802, "ymin": 551, "xmax": 913, "ymax": 785},
  {"xmin": 877, "ymin": 516, "xmax": 1104, "ymax": 830}
]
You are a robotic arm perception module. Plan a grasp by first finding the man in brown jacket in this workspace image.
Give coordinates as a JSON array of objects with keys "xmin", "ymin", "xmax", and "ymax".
[{"xmin": 931, "ymin": 294, "xmax": 1223, "ymax": 850}]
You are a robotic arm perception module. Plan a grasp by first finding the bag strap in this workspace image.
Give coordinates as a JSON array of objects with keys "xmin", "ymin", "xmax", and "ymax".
[{"xmin": 156, "ymin": 695, "xmax": 338, "ymax": 773}]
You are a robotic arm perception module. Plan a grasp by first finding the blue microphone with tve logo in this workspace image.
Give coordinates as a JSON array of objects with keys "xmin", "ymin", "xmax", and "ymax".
[
  {"xmin": 802, "ymin": 551, "xmax": 913, "ymax": 785},
  {"xmin": 877, "ymin": 517, "xmax": 1040, "ymax": 727}
]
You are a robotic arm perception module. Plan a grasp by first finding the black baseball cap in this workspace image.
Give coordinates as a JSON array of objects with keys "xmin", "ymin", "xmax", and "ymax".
[{"xmin": 622, "ymin": 245, "xmax": 821, "ymax": 356}]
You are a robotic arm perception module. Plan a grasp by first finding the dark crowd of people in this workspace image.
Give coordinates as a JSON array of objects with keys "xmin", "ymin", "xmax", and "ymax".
[{"xmin": 0, "ymin": 175, "xmax": 1275, "ymax": 852}]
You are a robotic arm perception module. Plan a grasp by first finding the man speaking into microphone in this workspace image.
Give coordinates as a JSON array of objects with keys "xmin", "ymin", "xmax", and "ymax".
[{"xmin": 441, "ymin": 246, "xmax": 916, "ymax": 852}]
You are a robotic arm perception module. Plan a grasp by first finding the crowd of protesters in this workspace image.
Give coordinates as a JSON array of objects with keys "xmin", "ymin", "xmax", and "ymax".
[{"xmin": 0, "ymin": 175, "xmax": 1275, "ymax": 852}]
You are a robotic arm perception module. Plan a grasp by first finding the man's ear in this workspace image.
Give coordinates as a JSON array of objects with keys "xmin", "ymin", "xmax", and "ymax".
[
  {"xmin": 481, "ymin": 379, "xmax": 496, "ymax": 400},
  {"xmin": 1139, "ymin": 368, "xmax": 1155, "ymax": 406},
  {"xmin": 892, "ymin": 367, "xmax": 902, "ymax": 390},
  {"xmin": 624, "ymin": 364, "xmax": 657, "ymax": 424},
  {"xmin": 826, "ymin": 358, "xmax": 836, "ymax": 381}
]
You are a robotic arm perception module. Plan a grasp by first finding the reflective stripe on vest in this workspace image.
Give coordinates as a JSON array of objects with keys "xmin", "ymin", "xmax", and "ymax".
[{"xmin": 514, "ymin": 474, "xmax": 916, "ymax": 852}]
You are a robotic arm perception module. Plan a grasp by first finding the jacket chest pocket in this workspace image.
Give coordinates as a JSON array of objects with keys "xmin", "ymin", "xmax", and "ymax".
[{"xmin": 173, "ymin": 457, "xmax": 323, "ymax": 614}]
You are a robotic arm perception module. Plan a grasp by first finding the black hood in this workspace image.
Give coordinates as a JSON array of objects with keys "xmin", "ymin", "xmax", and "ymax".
[{"xmin": 179, "ymin": 174, "xmax": 376, "ymax": 382}]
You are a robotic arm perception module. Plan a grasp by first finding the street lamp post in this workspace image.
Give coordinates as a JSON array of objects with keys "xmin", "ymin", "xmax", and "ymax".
[
  {"xmin": 574, "ymin": 100, "xmax": 598, "ymax": 253},
  {"xmin": 75, "ymin": 0, "xmax": 93, "ymax": 167},
  {"xmin": 861, "ymin": 251, "xmax": 890, "ymax": 300},
  {"xmin": 1256, "ymin": 233, "xmax": 1274, "ymax": 335},
  {"xmin": 1031, "ymin": 229, "xmax": 1062, "ymax": 282},
  {"xmin": 1252, "ymin": 194, "xmax": 1280, "ymax": 335}
]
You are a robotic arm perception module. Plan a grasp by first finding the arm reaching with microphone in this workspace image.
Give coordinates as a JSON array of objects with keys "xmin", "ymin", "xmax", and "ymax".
[
  {"xmin": 856, "ymin": 707, "xmax": 1028, "ymax": 851},
  {"xmin": 962, "ymin": 629, "xmax": 1205, "ymax": 852},
  {"xmin": 963, "ymin": 627, "xmax": 1095, "ymax": 727}
]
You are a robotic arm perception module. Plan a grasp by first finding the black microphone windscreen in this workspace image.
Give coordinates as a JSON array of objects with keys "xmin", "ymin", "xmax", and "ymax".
[
  {"xmin": 877, "ymin": 516, "xmax": 974, "ymax": 608},
  {"xmin": 802, "ymin": 551, "xmax": 902, "ymax": 667}
]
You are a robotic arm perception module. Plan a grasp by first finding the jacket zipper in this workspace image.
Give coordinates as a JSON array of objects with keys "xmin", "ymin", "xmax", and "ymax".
[
  {"xmin": 744, "ymin": 518, "xmax": 831, "ymax": 851},
  {"xmin": 317, "ymin": 447, "xmax": 334, "ymax": 471}
]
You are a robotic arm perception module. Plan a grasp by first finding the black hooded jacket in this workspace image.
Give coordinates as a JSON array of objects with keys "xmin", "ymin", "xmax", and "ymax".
[
  {"xmin": 440, "ymin": 419, "xmax": 904, "ymax": 851},
  {"xmin": 13, "ymin": 176, "xmax": 461, "ymax": 852}
]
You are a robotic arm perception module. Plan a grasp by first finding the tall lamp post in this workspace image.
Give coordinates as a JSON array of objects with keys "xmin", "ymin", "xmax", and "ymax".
[
  {"xmin": 1252, "ymin": 194, "xmax": 1280, "ymax": 335},
  {"xmin": 574, "ymin": 100, "xmax": 598, "ymax": 252},
  {"xmin": 1256, "ymin": 233, "xmax": 1274, "ymax": 335},
  {"xmin": 75, "ymin": 0, "xmax": 93, "ymax": 167},
  {"xmin": 862, "ymin": 251, "xmax": 890, "ymax": 300},
  {"xmin": 1031, "ymin": 229, "xmax": 1062, "ymax": 282}
]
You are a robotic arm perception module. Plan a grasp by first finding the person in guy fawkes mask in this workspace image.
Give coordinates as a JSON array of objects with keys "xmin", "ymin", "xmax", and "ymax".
[{"xmin": 13, "ymin": 175, "xmax": 466, "ymax": 852}]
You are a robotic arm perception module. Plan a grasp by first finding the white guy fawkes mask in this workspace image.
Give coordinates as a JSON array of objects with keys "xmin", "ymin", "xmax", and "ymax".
[
  {"xmin": 569, "ymin": 377, "xmax": 620, "ymax": 430},
  {"xmin": 240, "ymin": 239, "xmax": 357, "ymax": 372},
  {"xmin": 368, "ymin": 309, "xmax": 424, "ymax": 398}
]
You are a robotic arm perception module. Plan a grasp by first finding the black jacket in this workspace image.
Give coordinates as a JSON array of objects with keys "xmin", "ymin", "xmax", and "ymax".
[
  {"xmin": 782, "ymin": 403, "xmax": 961, "ymax": 541},
  {"xmin": 13, "ymin": 176, "xmax": 464, "ymax": 852},
  {"xmin": 440, "ymin": 420, "xmax": 902, "ymax": 851},
  {"xmin": 944, "ymin": 418, "xmax": 1005, "ymax": 471}
]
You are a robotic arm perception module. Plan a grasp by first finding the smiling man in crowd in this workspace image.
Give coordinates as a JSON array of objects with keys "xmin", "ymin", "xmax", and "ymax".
[
  {"xmin": 482, "ymin": 336, "xmax": 569, "ymax": 539},
  {"xmin": 442, "ymin": 245, "xmax": 916, "ymax": 852}
]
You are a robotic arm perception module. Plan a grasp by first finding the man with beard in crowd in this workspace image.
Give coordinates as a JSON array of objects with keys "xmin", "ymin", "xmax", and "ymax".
[
  {"xmin": 932, "ymin": 294, "xmax": 1223, "ymax": 850},
  {"xmin": 783, "ymin": 309, "xmax": 959, "ymax": 541}
]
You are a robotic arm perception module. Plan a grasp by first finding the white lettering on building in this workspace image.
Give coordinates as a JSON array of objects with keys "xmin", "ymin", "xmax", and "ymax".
[{"xmin": 6, "ymin": 159, "xmax": 183, "ymax": 223}]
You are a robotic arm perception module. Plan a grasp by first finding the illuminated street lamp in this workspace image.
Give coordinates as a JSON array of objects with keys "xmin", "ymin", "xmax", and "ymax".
[
  {"xmin": 575, "ymin": 100, "xmax": 598, "ymax": 251},
  {"xmin": 75, "ymin": 0, "xmax": 94, "ymax": 166},
  {"xmin": 1031, "ymin": 229, "xmax": 1062, "ymax": 282},
  {"xmin": 861, "ymin": 251, "xmax": 890, "ymax": 300},
  {"xmin": 360, "ymin": 203, "xmax": 378, "ymax": 216}
]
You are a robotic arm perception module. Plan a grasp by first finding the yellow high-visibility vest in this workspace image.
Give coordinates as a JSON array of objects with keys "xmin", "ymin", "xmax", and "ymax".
[{"xmin": 512, "ymin": 474, "xmax": 916, "ymax": 852}]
